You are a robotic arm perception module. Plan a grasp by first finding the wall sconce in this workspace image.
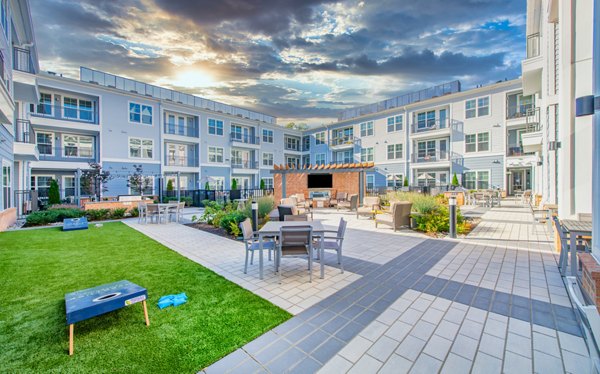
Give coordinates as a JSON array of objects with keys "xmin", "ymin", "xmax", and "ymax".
[
  {"xmin": 492, "ymin": 159, "xmax": 501, "ymax": 164},
  {"xmin": 493, "ymin": 123, "xmax": 502, "ymax": 128}
]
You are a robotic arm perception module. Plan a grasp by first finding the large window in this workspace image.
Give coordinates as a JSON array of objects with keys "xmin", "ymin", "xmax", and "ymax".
[
  {"xmin": 417, "ymin": 141, "xmax": 436, "ymax": 158},
  {"xmin": 387, "ymin": 115, "xmax": 403, "ymax": 132},
  {"xmin": 129, "ymin": 102, "xmax": 152, "ymax": 125},
  {"xmin": 285, "ymin": 136, "xmax": 300, "ymax": 151},
  {"xmin": 262, "ymin": 152, "xmax": 274, "ymax": 166},
  {"xmin": 63, "ymin": 176, "xmax": 76, "ymax": 198},
  {"xmin": 387, "ymin": 173, "xmax": 403, "ymax": 189},
  {"xmin": 286, "ymin": 157, "xmax": 299, "ymax": 167},
  {"xmin": 208, "ymin": 119, "xmax": 224, "ymax": 135},
  {"xmin": 36, "ymin": 132, "xmax": 53, "ymax": 155},
  {"xmin": 208, "ymin": 147, "xmax": 224, "ymax": 163},
  {"xmin": 63, "ymin": 135, "xmax": 94, "ymax": 158},
  {"xmin": 360, "ymin": 121, "xmax": 374, "ymax": 137},
  {"xmin": 262, "ymin": 177, "xmax": 274, "ymax": 190},
  {"xmin": 387, "ymin": 144, "xmax": 403, "ymax": 160},
  {"xmin": 2, "ymin": 163, "xmax": 10, "ymax": 210},
  {"xmin": 465, "ymin": 96, "xmax": 490, "ymax": 119},
  {"xmin": 463, "ymin": 171, "xmax": 489, "ymax": 190},
  {"xmin": 262, "ymin": 129, "xmax": 273, "ymax": 143},
  {"xmin": 64, "ymin": 97, "xmax": 93, "ymax": 121},
  {"xmin": 208, "ymin": 176, "xmax": 224, "ymax": 190},
  {"xmin": 366, "ymin": 175, "xmax": 375, "ymax": 190},
  {"xmin": 37, "ymin": 93, "xmax": 52, "ymax": 115},
  {"xmin": 315, "ymin": 131, "xmax": 325, "ymax": 145},
  {"xmin": 31, "ymin": 175, "xmax": 53, "ymax": 197},
  {"xmin": 315, "ymin": 153, "xmax": 326, "ymax": 165},
  {"xmin": 361, "ymin": 147, "xmax": 374, "ymax": 162},
  {"xmin": 465, "ymin": 132, "xmax": 489, "ymax": 153},
  {"xmin": 129, "ymin": 138, "xmax": 153, "ymax": 159}
]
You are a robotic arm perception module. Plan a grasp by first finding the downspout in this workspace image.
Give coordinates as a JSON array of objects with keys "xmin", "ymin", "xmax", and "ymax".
[{"xmin": 592, "ymin": 0, "xmax": 600, "ymax": 258}]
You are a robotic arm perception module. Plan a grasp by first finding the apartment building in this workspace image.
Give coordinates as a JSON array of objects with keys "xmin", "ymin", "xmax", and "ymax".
[
  {"xmin": 0, "ymin": 0, "xmax": 39, "ymax": 217},
  {"xmin": 522, "ymin": 0, "xmax": 594, "ymax": 219}
]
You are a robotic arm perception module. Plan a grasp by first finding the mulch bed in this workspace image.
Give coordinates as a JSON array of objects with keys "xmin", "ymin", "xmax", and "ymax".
[{"xmin": 186, "ymin": 222, "xmax": 239, "ymax": 241}]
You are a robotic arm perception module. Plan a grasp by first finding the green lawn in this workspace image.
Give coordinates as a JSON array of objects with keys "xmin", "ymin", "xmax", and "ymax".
[{"xmin": 0, "ymin": 222, "xmax": 290, "ymax": 373}]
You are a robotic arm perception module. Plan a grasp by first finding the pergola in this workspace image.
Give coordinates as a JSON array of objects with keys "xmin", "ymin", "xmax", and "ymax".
[{"xmin": 270, "ymin": 162, "xmax": 375, "ymax": 204}]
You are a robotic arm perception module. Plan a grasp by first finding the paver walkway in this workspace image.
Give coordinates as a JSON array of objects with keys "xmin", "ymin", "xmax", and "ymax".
[{"xmin": 126, "ymin": 203, "xmax": 592, "ymax": 373}]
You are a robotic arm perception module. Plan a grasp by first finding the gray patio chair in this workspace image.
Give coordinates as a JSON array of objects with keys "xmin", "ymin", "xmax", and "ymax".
[
  {"xmin": 375, "ymin": 201, "xmax": 412, "ymax": 231},
  {"xmin": 168, "ymin": 202, "xmax": 185, "ymax": 223},
  {"xmin": 137, "ymin": 202, "xmax": 147, "ymax": 224},
  {"xmin": 146, "ymin": 204, "xmax": 161, "ymax": 224},
  {"xmin": 316, "ymin": 218, "xmax": 347, "ymax": 273},
  {"xmin": 356, "ymin": 196, "xmax": 381, "ymax": 219},
  {"xmin": 276, "ymin": 226, "xmax": 313, "ymax": 283},
  {"xmin": 284, "ymin": 214, "xmax": 308, "ymax": 221},
  {"xmin": 239, "ymin": 218, "xmax": 275, "ymax": 274},
  {"xmin": 338, "ymin": 194, "xmax": 358, "ymax": 212}
]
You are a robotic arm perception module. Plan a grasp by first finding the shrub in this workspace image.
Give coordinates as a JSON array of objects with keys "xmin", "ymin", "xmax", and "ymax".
[
  {"xmin": 166, "ymin": 179, "xmax": 174, "ymax": 191},
  {"xmin": 24, "ymin": 208, "xmax": 85, "ymax": 227},
  {"xmin": 386, "ymin": 191, "xmax": 438, "ymax": 214},
  {"xmin": 403, "ymin": 177, "xmax": 409, "ymax": 187},
  {"xmin": 260, "ymin": 179, "xmax": 265, "ymax": 190},
  {"xmin": 243, "ymin": 196, "xmax": 274, "ymax": 219},
  {"xmin": 219, "ymin": 211, "xmax": 248, "ymax": 234},
  {"xmin": 180, "ymin": 196, "xmax": 192, "ymax": 206},
  {"xmin": 451, "ymin": 173, "xmax": 460, "ymax": 187},
  {"xmin": 204, "ymin": 182, "xmax": 210, "ymax": 190},
  {"xmin": 129, "ymin": 207, "xmax": 140, "ymax": 217},
  {"xmin": 48, "ymin": 179, "xmax": 60, "ymax": 205},
  {"xmin": 231, "ymin": 178, "xmax": 238, "ymax": 190},
  {"xmin": 110, "ymin": 208, "xmax": 127, "ymax": 219},
  {"xmin": 85, "ymin": 209, "xmax": 111, "ymax": 221}
]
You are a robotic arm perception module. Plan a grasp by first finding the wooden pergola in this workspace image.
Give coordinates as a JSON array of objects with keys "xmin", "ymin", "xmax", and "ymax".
[{"xmin": 270, "ymin": 162, "xmax": 375, "ymax": 203}]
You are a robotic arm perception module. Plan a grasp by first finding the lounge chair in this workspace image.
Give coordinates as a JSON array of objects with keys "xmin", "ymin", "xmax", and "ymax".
[
  {"xmin": 330, "ymin": 192, "xmax": 347, "ymax": 208},
  {"xmin": 239, "ymin": 218, "xmax": 275, "ymax": 274},
  {"xmin": 276, "ymin": 226, "xmax": 313, "ymax": 283},
  {"xmin": 278, "ymin": 205, "xmax": 295, "ymax": 221},
  {"xmin": 338, "ymin": 194, "xmax": 358, "ymax": 212},
  {"xmin": 375, "ymin": 201, "xmax": 412, "ymax": 231},
  {"xmin": 356, "ymin": 196, "xmax": 381, "ymax": 219}
]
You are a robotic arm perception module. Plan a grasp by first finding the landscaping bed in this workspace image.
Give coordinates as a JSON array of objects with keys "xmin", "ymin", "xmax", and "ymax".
[{"xmin": 0, "ymin": 222, "xmax": 290, "ymax": 373}]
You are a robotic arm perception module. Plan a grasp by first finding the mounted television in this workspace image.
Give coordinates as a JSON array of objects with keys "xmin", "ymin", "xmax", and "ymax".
[{"xmin": 308, "ymin": 174, "xmax": 333, "ymax": 189}]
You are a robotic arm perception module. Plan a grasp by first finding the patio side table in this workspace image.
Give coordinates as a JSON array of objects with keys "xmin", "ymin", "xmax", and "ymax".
[{"xmin": 561, "ymin": 220, "xmax": 593, "ymax": 276}]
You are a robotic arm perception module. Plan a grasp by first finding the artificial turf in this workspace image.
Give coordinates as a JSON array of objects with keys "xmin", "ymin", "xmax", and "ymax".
[{"xmin": 0, "ymin": 222, "xmax": 291, "ymax": 373}]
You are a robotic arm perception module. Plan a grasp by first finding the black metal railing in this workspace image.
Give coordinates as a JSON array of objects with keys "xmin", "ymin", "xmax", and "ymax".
[
  {"xmin": 164, "ymin": 123, "xmax": 199, "ymax": 137},
  {"xmin": 13, "ymin": 47, "xmax": 35, "ymax": 73},
  {"xmin": 165, "ymin": 156, "xmax": 199, "ymax": 167},
  {"xmin": 231, "ymin": 159, "xmax": 259, "ymax": 169},
  {"xmin": 230, "ymin": 132, "xmax": 260, "ymax": 145},
  {"xmin": 38, "ymin": 147, "xmax": 97, "ymax": 161},
  {"xmin": 329, "ymin": 136, "xmax": 356, "ymax": 147},
  {"xmin": 507, "ymin": 146, "xmax": 535, "ymax": 157},
  {"xmin": 526, "ymin": 33, "xmax": 540, "ymax": 59},
  {"xmin": 411, "ymin": 118, "xmax": 450, "ymax": 133},
  {"xmin": 30, "ymin": 104, "xmax": 98, "ymax": 124},
  {"xmin": 163, "ymin": 188, "xmax": 274, "ymax": 207},
  {"xmin": 506, "ymin": 104, "xmax": 536, "ymax": 119},
  {"xmin": 15, "ymin": 119, "xmax": 35, "ymax": 144},
  {"xmin": 284, "ymin": 142, "xmax": 301, "ymax": 151},
  {"xmin": 411, "ymin": 151, "xmax": 450, "ymax": 163}
]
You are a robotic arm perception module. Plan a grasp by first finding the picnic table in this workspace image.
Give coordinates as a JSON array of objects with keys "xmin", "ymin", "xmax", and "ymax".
[
  {"xmin": 257, "ymin": 220, "xmax": 326, "ymax": 280},
  {"xmin": 561, "ymin": 219, "xmax": 593, "ymax": 276}
]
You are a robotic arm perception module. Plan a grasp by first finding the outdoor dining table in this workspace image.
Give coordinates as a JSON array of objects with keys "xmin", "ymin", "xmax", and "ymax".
[
  {"xmin": 257, "ymin": 220, "xmax": 325, "ymax": 280},
  {"xmin": 561, "ymin": 219, "xmax": 593, "ymax": 276},
  {"xmin": 145, "ymin": 203, "xmax": 178, "ymax": 224}
]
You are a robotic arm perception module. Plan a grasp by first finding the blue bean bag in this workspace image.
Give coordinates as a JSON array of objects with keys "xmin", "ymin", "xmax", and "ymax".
[{"xmin": 157, "ymin": 293, "xmax": 188, "ymax": 309}]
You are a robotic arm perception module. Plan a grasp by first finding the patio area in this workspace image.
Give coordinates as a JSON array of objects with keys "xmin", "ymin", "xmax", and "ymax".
[{"xmin": 126, "ymin": 203, "xmax": 590, "ymax": 373}]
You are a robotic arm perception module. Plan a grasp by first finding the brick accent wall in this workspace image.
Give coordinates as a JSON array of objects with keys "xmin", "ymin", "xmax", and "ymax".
[
  {"xmin": 580, "ymin": 253, "xmax": 600, "ymax": 312},
  {"xmin": 274, "ymin": 172, "xmax": 363, "ymax": 204}
]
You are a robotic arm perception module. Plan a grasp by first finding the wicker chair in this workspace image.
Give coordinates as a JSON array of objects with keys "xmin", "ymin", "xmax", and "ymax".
[
  {"xmin": 375, "ymin": 201, "xmax": 412, "ymax": 231},
  {"xmin": 356, "ymin": 196, "xmax": 381, "ymax": 219},
  {"xmin": 337, "ymin": 194, "xmax": 358, "ymax": 212}
]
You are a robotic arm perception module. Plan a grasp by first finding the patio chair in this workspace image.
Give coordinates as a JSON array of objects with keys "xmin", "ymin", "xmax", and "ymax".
[
  {"xmin": 375, "ymin": 201, "xmax": 412, "ymax": 231},
  {"xmin": 338, "ymin": 194, "xmax": 358, "ymax": 212},
  {"xmin": 330, "ymin": 192, "xmax": 347, "ymax": 208},
  {"xmin": 168, "ymin": 202, "xmax": 185, "ymax": 223},
  {"xmin": 284, "ymin": 214, "xmax": 308, "ymax": 221},
  {"xmin": 276, "ymin": 226, "xmax": 313, "ymax": 283},
  {"xmin": 356, "ymin": 196, "xmax": 381, "ymax": 219},
  {"xmin": 293, "ymin": 194, "xmax": 313, "ymax": 218},
  {"xmin": 278, "ymin": 205, "xmax": 295, "ymax": 221},
  {"xmin": 239, "ymin": 218, "xmax": 275, "ymax": 274},
  {"xmin": 146, "ymin": 204, "xmax": 162, "ymax": 224},
  {"xmin": 316, "ymin": 218, "xmax": 347, "ymax": 273},
  {"xmin": 137, "ymin": 202, "xmax": 147, "ymax": 224}
]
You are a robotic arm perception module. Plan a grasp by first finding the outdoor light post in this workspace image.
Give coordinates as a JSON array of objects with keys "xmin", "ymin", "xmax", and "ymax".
[
  {"xmin": 251, "ymin": 200, "xmax": 258, "ymax": 232},
  {"xmin": 449, "ymin": 196, "xmax": 457, "ymax": 238}
]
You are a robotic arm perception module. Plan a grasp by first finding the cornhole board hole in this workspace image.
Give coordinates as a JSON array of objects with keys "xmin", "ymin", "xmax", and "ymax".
[
  {"xmin": 63, "ymin": 217, "xmax": 89, "ymax": 231},
  {"xmin": 65, "ymin": 280, "xmax": 149, "ymax": 355}
]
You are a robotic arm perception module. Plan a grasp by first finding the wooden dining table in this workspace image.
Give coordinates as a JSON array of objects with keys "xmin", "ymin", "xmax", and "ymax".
[
  {"xmin": 256, "ymin": 220, "xmax": 326, "ymax": 280},
  {"xmin": 561, "ymin": 219, "xmax": 593, "ymax": 276}
]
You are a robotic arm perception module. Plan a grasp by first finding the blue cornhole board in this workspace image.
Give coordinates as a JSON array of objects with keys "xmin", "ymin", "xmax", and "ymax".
[
  {"xmin": 63, "ymin": 217, "xmax": 88, "ymax": 231},
  {"xmin": 65, "ymin": 280, "xmax": 147, "ymax": 325}
]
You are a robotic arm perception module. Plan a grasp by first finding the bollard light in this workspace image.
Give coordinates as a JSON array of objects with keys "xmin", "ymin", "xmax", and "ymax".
[
  {"xmin": 449, "ymin": 196, "xmax": 457, "ymax": 239},
  {"xmin": 251, "ymin": 200, "xmax": 259, "ymax": 232}
]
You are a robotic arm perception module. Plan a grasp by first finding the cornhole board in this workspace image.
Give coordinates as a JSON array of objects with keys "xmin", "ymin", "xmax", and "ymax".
[
  {"xmin": 65, "ymin": 280, "xmax": 149, "ymax": 355},
  {"xmin": 63, "ymin": 217, "xmax": 89, "ymax": 231}
]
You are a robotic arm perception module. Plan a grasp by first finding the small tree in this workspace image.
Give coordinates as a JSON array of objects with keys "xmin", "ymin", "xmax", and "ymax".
[
  {"xmin": 166, "ymin": 179, "xmax": 174, "ymax": 192},
  {"xmin": 451, "ymin": 173, "xmax": 460, "ymax": 187},
  {"xmin": 204, "ymin": 181, "xmax": 210, "ymax": 190},
  {"xmin": 260, "ymin": 179, "xmax": 265, "ymax": 190},
  {"xmin": 48, "ymin": 179, "xmax": 60, "ymax": 205},
  {"xmin": 81, "ymin": 162, "xmax": 112, "ymax": 201},
  {"xmin": 231, "ymin": 178, "xmax": 238, "ymax": 190},
  {"xmin": 128, "ymin": 164, "xmax": 153, "ymax": 196},
  {"xmin": 403, "ymin": 177, "xmax": 409, "ymax": 187}
]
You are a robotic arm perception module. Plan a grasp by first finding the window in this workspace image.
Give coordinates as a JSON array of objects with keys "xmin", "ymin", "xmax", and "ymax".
[
  {"xmin": 366, "ymin": 175, "xmax": 375, "ymax": 190},
  {"xmin": 63, "ymin": 135, "xmax": 93, "ymax": 158},
  {"xmin": 262, "ymin": 152, "xmax": 274, "ymax": 166},
  {"xmin": 63, "ymin": 176, "xmax": 75, "ymax": 198},
  {"xmin": 286, "ymin": 157, "xmax": 299, "ymax": 167},
  {"xmin": 387, "ymin": 144, "xmax": 403, "ymax": 160},
  {"xmin": 465, "ymin": 134, "xmax": 477, "ymax": 153},
  {"xmin": 463, "ymin": 171, "xmax": 489, "ymax": 190},
  {"xmin": 387, "ymin": 115, "xmax": 403, "ymax": 132},
  {"xmin": 315, "ymin": 132, "xmax": 325, "ymax": 145},
  {"xmin": 263, "ymin": 177, "xmax": 274, "ymax": 190},
  {"xmin": 465, "ymin": 132, "xmax": 489, "ymax": 153},
  {"xmin": 360, "ymin": 121, "xmax": 374, "ymax": 137},
  {"xmin": 465, "ymin": 96, "xmax": 490, "ymax": 118},
  {"xmin": 303, "ymin": 136, "xmax": 310, "ymax": 151},
  {"xmin": 315, "ymin": 153, "xmax": 326, "ymax": 165},
  {"xmin": 64, "ymin": 97, "xmax": 93, "ymax": 121},
  {"xmin": 208, "ymin": 177, "xmax": 224, "ymax": 190},
  {"xmin": 361, "ymin": 147, "xmax": 374, "ymax": 162},
  {"xmin": 417, "ymin": 141, "xmax": 436, "ymax": 158},
  {"xmin": 387, "ymin": 174, "xmax": 403, "ymax": 189},
  {"xmin": 37, "ymin": 93, "xmax": 52, "ymax": 115},
  {"xmin": 285, "ymin": 136, "xmax": 300, "ymax": 151},
  {"xmin": 417, "ymin": 111, "xmax": 436, "ymax": 129},
  {"xmin": 79, "ymin": 100, "xmax": 93, "ymax": 121},
  {"xmin": 334, "ymin": 150, "xmax": 353, "ymax": 164},
  {"xmin": 31, "ymin": 175, "xmax": 53, "ymax": 198},
  {"xmin": 36, "ymin": 132, "xmax": 53, "ymax": 155},
  {"xmin": 2, "ymin": 163, "xmax": 10, "ymax": 209},
  {"xmin": 64, "ymin": 97, "xmax": 78, "ymax": 119},
  {"xmin": 0, "ymin": 0, "xmax": 8, "ymax": 38},
  {"xmin": 208, "ymin": 147, "xmax": 224, "ymax": 163},
  {"xmin": 129, "ymin": 102, "xmax": 152, "ymax": 125},
  {"xmin": 208, "ymin": 119, "xmax": 224, "ymax": 135},
  {"xmin": 129, "ymin": 176, "xmax": 154, "ymax": 195},
  {"xmin": 262, "ymin": 129, "xmax": 273, "ymax": 143},
  {"xmin": 129, "ymin": 138, "xmax": 153, "ymax": 159}
]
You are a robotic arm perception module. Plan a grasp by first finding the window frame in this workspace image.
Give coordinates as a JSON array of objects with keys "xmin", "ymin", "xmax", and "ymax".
[
  {"xmin": 463, "ymin": 170, "xmax": 490, "ymax": 190},
  {"xmin": 387, "ymin": 115, "xmax": 403, "ymax": 132},
  {"xmin": 36, "ymin": 131, "xmax": 54, "ymax": 156},
  {"xmin": 62, "ymin": 134, "xmax": 94, "ymax": 158},
  {"xmin": 465, "ymin": 134, "xmax": 477, "ymax": 153},
  {"xmin": 315, "ymin": 153, "xmax": 326, "ymax": 165},
  {"xmin": 208, "ymin": 146, "xmax": 224, "ymax": 163},
  {"xmin": 386, "ymin": 173, "xmax": 403, "ymax": 189},
  {"xmin": 387, "ymin": 143, "xmax": 403, "ymax": 160},
  {"xmin": 128, "ymin": 101, "xmax": 153, "ymax": 125},
  {"xmin": 262, "ymin": 129, "xmax": 273, "ymax": 143},
  {"xmin": 128, "ymin": 137, "xmax": 154, "ymax": 159},
  {"xmin": 361, "ymin": 147, "xmax": 374, "ymax": 162},
  {"xmin": 315, "ymin": 131, "xmax": 325, "ymax": 145},
  {"xmin": 208, "ymin": 118, "xmax": 224, "ymax": 136},
  {"xmin": 360, "ymin": 121, "xmax": 374, "ymax": 137},
  {"xmin": 262, "ymin": 177, "xmax": 274, "ymax": 190},
  {"xmin": 465, "ymin": 95, "xmax": 491, "ymax": 119},
  {"xmin": 262, "ymin": 152, "xmax": 274, "ymax": 167},
  {"xmin": 2, "ymin": 161, "xmax": 11, "ymax": 210}
]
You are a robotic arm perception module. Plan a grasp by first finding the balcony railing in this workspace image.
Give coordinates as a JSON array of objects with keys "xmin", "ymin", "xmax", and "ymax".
[
  {"xmin": 13, "ymin": 47, "xmax": 35, "ymax": 73},
  {"xmin": 284, "ymin": 143, "xmax": 301, "ymax": 151},
  {"xmin": 411, "ymin": 151, "xmax": 450, "ymax": 163},
  {"xmin": 30, "ymin": 104, "xmax": 98, "ymax": 124},
  {"xmin": 165, "ymin": 156, "xmax": 198, "ymax": 167},
  {"xmin": 231, "ymin": 159, "xmax": 258, "ymax": 169},
  {"xmin": 507, "ymin": 146, "xmax": 535, "ymax": 157},
  {"xmin": 164, "ymin": 123, "xmax": 199, "ymax": 137},
  {"xmin": 329, "ymin": 136, "xmax": 356, "ymax": 147},
  {"xmin": 507, "ymin": 104, "xmax": 536, "ymax": 119},
  {"xmin": 411, "ymin": 119, "xmax": 450, "ymax": 134},
  {"xmin": 38, "ymin": 147, "xmax": 97, "ymax": 161},
  {"xmin": 15, "ymin": 119, "xmax": 35, "ymax": 144},
  {"xmin": 526, "ymin": 33, "xmax": 540, "ymax": 59},
  {"xmin": 230, "ymin": 133, "xmax": 260, "ymax": 145}
]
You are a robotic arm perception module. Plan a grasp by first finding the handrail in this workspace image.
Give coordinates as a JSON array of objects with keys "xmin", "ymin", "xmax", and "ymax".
[
  {"xmin": 411, "ymin": 151, "xmax": 450, "ymax": 163},
  {"xmin": 230, "ymin": 132, "xmax": 260, "ymax": 145},
  {"xmin": 411, "ymin": 119, "xmax": 450, "ymax": 133},
  {"xmin": 230, "ymin": 159, "xmax": 259, "ymax": 169},
  {"xmin": 15, "ymin": 119, "xmax": 35, "ymax": 143},
  {"xmin": 30, "ymin": 104, "xmax": 98, "ymax": 124},
  {"xmin": 165, "ymin": 156, "xmax": 199, "ymax": 167},
  {"xmin": 163, "ymin": 123, "xmax": 199, "ymax": 137}
]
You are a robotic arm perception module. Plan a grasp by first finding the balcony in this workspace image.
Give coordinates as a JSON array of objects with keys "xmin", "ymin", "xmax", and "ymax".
[
  {"xmin": 284, "ymin": 143, "xmax": 301, "ymax": 152},
  {"xmin": 164, "ymin": 123, "xmax": 199, "ymax": 138},
  {"xmin": 30, "ymin": 104, "xmax": 98, "ymax": 124},
  {"xmin": 329, "ymin": 136, "xmax": 357, "ymax": 149},
  {"xmin": 526, "ymin": 33, "xmax": 540, "ymax": 59},
  {"xmin": 507, "ymin": 146, "xmax": 535, "ymax": 157},
  {"xmin": 13, "ymin": 119, "xmax": 39, "ymax": 160},
  {"xmin": 231, "ymin": 159, "xmax": 258, "ymax": 170},
  {"xmin": 13, "ymin": 47, "xmax": 35, "ymax": 74},
  {"xmin": 522, "ymin": 33, "xmax": 543, "ymax": 95},
  {"xmin": 230, "ymin": 133, "xmax": 260, "ymax": 146},
  {"xmin": 411, "ymin": 119, "xmax": 450, "ymax": 134},
  {"xmin": 411, "ymin": 151, "xmax": 450, "ymax": 163},
  {"xmin": 37, "ymin": 147, "xmax": 97, "ymax": 163},
  {"xmin": 165, "ymin": 156, "xmax": 198, "ymax": 167}
]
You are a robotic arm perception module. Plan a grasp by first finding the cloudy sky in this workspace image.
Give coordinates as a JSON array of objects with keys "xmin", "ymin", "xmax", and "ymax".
[{"xmin": 30, "ymin": 0, "xmax": 526, "ymax": 126}]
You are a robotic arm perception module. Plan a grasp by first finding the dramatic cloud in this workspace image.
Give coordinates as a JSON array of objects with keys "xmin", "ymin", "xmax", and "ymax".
[{"xmin": 31, "ymin": 0, "xmax": 526, "ymax": 125}]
